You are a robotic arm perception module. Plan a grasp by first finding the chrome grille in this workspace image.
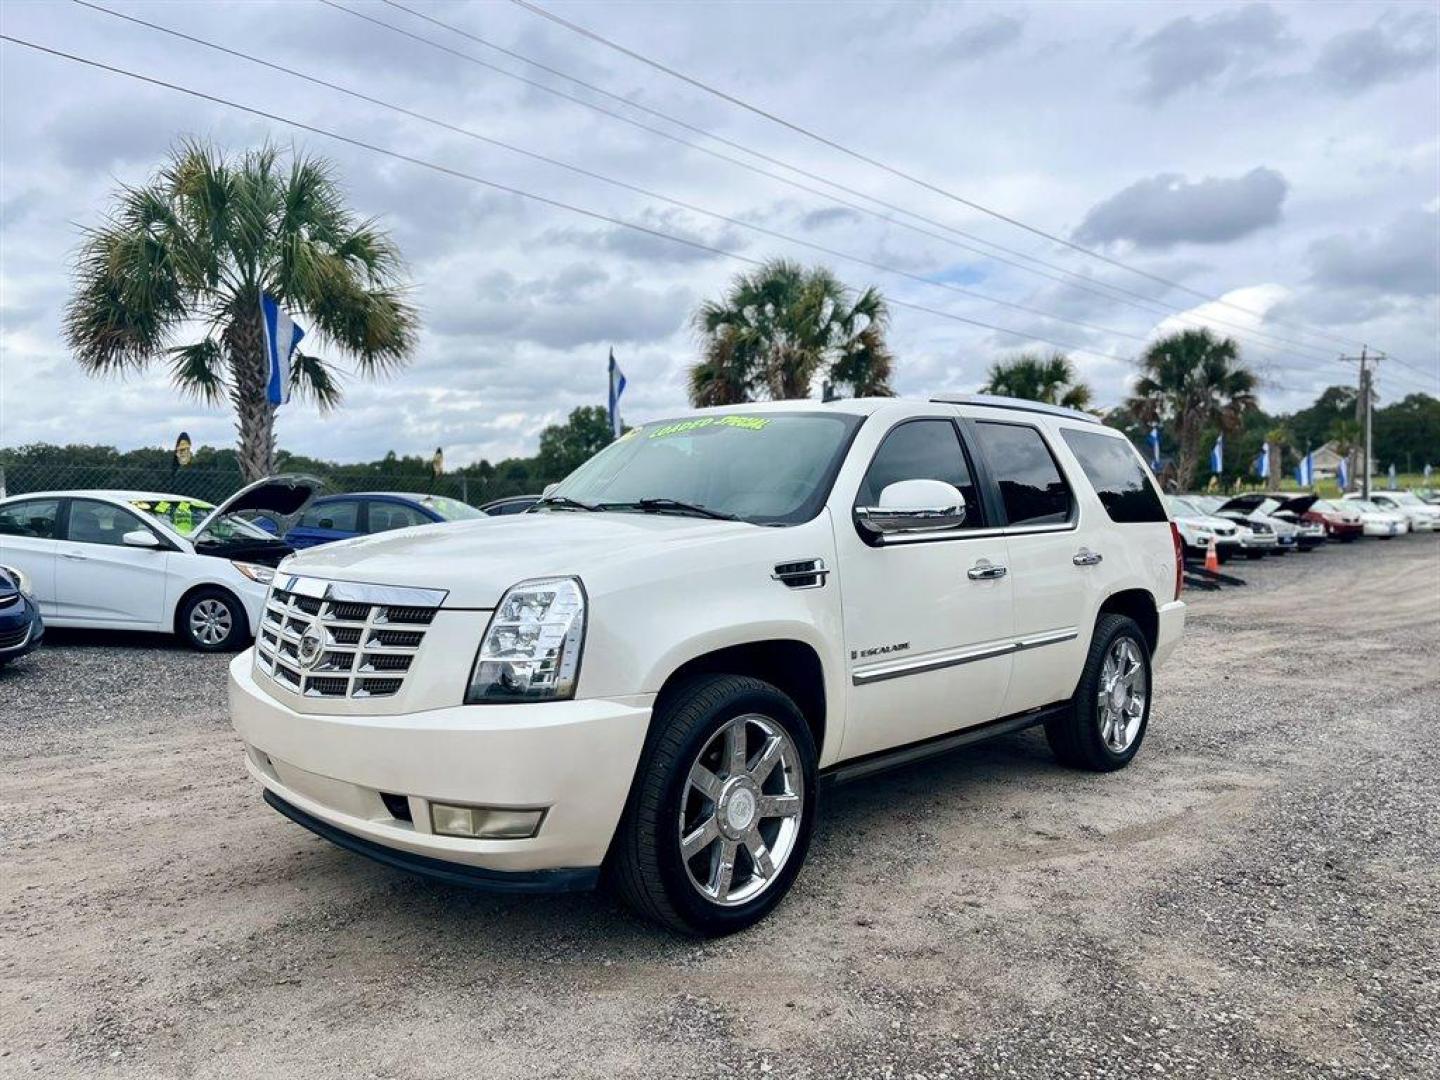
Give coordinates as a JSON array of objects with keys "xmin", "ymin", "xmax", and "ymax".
[{"xmin": 253, "ymin": 575, "xmax": 447, "ymax": 699}]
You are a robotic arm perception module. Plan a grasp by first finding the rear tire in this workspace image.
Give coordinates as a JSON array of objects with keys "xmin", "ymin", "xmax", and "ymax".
[
  {"xmin": 1046, "ymin": 614, "xmax": 1152, "ymax": 772},
  {"xmin": 178, "ymin": 588, "xmax": 248, "ymax": 652},
  {"xmin": 609, "ymin": 675, "xmax": 817, "ymax": 936}
]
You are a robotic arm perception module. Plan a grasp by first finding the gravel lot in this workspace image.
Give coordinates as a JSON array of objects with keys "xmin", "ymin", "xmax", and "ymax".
[{"xmin": 2, "ymin": 536, "xmax": 1437, "ymax": 1079}]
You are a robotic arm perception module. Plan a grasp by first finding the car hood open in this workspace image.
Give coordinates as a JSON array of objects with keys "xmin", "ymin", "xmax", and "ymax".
[
  {"xmin": 278, "ymin": 510, "xmax": 761, "ymax": 608},
  {"xmin": 195, "ymin": 474, "xmax": 323, "ymax": 542}
]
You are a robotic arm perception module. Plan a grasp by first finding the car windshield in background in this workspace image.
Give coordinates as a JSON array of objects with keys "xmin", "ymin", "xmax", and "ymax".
[
  {"xmin": 546, "ymin": 412, "xmax": 864, "ymax": 525},
  {"xmin": 1167, "ymin": 497, "xmax": 1207, "ymax": 518},
  {"xmin": 419, "ymin": 496, "xmax": 485, "ymax": 521},
  {"xmin": 132, "ymin": 499, "xmax": 278, "ymax": 544}
]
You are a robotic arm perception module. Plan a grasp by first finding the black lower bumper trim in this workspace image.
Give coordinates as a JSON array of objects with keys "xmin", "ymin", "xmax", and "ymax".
[{"xmin": 263, "ymin": 789, "xmax": 600, "ymax": 894}]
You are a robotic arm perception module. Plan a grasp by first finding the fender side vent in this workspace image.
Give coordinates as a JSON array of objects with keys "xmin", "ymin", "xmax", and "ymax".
[{"xmin": 772, "ymin": 558, "xmax": 829, "ymax": 589}]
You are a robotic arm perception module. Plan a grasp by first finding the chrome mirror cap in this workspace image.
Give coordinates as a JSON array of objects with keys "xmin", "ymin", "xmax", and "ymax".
[{"xmin": 855, "ymin": 479, "xmax": 967, "ymax": 535}]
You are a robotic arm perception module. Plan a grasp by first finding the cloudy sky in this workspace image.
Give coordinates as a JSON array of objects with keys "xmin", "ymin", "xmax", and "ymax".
[{"xmin": 1, "ymin": 0, "xmax": 1436, "ymax": 465}]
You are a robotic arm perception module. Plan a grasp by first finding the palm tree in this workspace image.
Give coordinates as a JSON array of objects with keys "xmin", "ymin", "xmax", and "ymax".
[
  {"xmin": 65, "ymin": 140, "xmax": 417, "ymax": 481},
  {"xmin": 689, "ymin": 259, "xmax": 894, "ymax": 405},
  {"xmin": 1125, "ymin": 329, "xmax": 1257, "ymax": 492},
  {"xmin": 980, "ymin": 351, "xmax": 1092, "ymax": 410}
]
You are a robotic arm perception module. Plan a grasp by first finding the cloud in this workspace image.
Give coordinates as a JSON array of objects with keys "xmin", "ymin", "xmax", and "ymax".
[
  {"xmin": 799, "ymin": 207, "xmax": 863, "ymax": 230},
  {"xmin": 1308, "ymin": 208, "xmax": 1440, "ymax": 298},
  {"xmin": 1134, "ymin": 3, "xmax": 1294, "ymax": 102},
  {"xmin": 545, "ymin": 207, "xmax": 747, "ymax": 264},
  {"xmin": 1074, "ymin": 168, "xmax": 1288, "ymax": 249},
  {"xmin": 1314, "ymin": 11, "xmax": 1438, "ymax": 93},
  {"xmin": 942, "ymin": 14, "xmax": 1025, "ymax": 62}
]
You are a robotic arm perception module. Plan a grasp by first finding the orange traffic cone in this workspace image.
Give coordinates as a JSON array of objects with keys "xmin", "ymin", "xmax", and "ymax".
[{"xmin": 1204, "ymin": 535, "xmax": 1220, "ymax": 574}]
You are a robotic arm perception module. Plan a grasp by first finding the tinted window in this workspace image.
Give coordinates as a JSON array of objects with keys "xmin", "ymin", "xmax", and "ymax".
[
  {"xmin": 299, "ymin": 501, "xmax": 359, "ymax": 531},
  {"xmin": 855, "ymin": 419, "xmax": 983, "ymax": 527},
  {"xmin": 366, "ymin": 502, "xmax": 430, "ymax": 533},
  {"xmin": 975, "ymin": 422, "xmax": 1073, "ymax": 527},
  {"xmin": 1061, "ymin": 428, "xmax": 1168, "ymax": 524},
  {"xmin": 0, "ymin": 499, "xmax": 61, "ymax": 538},
  {"xmin": 66, "ymin": 499, "xmax": 148, "ymax": 546}
]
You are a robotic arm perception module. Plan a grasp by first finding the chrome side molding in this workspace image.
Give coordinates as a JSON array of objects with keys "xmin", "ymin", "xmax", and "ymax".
[{"xmin": 852, "ymin": 627, "xmax": 1078, "ymax": 685}]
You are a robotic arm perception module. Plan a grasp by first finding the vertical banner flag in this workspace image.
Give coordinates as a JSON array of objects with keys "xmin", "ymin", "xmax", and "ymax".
[
  {"xmin": 260, "ymin": 293, "xmax": 305, "ymax": 406},
  {"xmin": 1254, "ymin": 442, "xmax": 1271, "ymax": 480},
  {"xmin": 1147, "ymin": 425, "xmax": 1161, "ymax": 469},
  {"xmin": 1295, "ymin": 447, "xmax": 1314, "ymax": 487},
  {"xmin": 173, "ymin": 431, "xmax": 192, "ymax": 468},
  {"xmin": 607, "ymin": 348, "xmax": 626, "ymax": 439},
  {"xmin": 1425, "ymin": 463, "xmax": 1433, "ymax": 482},
  {"xmin": 1210, "ymin": 433, "xmax": 1224, "ymax": 473},
  {"xmin": 1337, "ymin": 455, "xmax": 1350, "ymax": 490},
  {"xmin": 1388, "ymin": 463, "xmax": 1397, "ymax": 490},
  {"xmin": 432, "ymin": 447, "xmax": 444, "ymax": 478}
]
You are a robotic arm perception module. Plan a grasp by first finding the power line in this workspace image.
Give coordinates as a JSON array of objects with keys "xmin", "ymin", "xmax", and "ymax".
[
  {"xmin": 508, "ymin": 0, "xmax": 1378, "ymax": 356},
  {"xmin": 66, "ymin": 0, "xmax": 1157, "ymax": 345},
  {"xmin": 0, "ymin": 32, "xmax": 1138, "ymax": 368},
  {"xmin": 329, "ymin": 0, "xmax": 1346, "ymax": 368}
]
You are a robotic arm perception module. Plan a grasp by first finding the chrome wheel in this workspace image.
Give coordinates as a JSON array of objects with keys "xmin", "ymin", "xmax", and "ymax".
[
  {"xmin": 189, "ymin": 598, "xmax": 233, "ymax": 646},
  {"xmin": 679, "ymin": 713, "xmax": 804, "ymax": 907},
  {"xmin": 1097, "ymin": 637, "xmax": 1146, "ymax": 752}
]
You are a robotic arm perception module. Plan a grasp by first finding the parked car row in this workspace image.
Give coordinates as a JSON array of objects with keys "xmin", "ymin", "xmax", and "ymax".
[{"xmin": 1165, "ymin": 488, "xmax": 1438, "ymax": 565}]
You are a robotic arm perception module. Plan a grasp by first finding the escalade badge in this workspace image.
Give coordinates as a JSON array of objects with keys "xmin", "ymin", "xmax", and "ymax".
[{"xmin": 297, "ymin": 623, "xmax": 325, "ymax": 669}]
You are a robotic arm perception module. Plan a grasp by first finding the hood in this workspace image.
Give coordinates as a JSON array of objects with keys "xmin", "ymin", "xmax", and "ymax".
[
  {"xmin": 1216, "ymin": 494, "xmax": 1265, "ymax": 514},
  {"xmin": 1273, "ymin": 494, "xmax": 1318, "ymax": 516},
  {"xmin": 196, "ymin": 474, "xmax": 322, "ymax": 541},
  {"xmin": 279, "ymin": 510, "xmax": 763, "ymax": 608}
]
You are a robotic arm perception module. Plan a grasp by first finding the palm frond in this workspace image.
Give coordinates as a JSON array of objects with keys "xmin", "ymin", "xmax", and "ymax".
[
  {"xmin": 288, "ymin": 350, "xmax": 344, "ymax": 410},
  {"xmin": 165, "ymin": 338, "xmax": 227, "ymax": 405}
]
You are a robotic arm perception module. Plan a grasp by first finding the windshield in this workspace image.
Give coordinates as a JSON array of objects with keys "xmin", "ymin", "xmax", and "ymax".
[
  {"xmin": 416, "ymin": 495, "xmax": 485, "ymax": 521},
  {"xmin": 1167, "ymin": 497, "xmax": 1207, "ymax": 518},
  {"xmin": 1386, "ymin": 492, "xmax": 1423, "ymax": 506},
  {"xmin": 132, "ymin": 498, "xmax": 279, "ymax": 544},
  {"xmin": 546, "ymin": 412, "xmax": 864, "ymax": 525}
]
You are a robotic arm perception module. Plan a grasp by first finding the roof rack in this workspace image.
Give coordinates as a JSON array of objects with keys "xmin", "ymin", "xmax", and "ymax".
[{"xmin": 930, "ymin": 392, "xmax": 1101, "ymax": 424}]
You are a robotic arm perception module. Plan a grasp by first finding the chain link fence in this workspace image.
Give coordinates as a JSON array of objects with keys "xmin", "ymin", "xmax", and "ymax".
[{"xmin": 0, "ymin": 462, "xmax": 539, "ymax": 509}]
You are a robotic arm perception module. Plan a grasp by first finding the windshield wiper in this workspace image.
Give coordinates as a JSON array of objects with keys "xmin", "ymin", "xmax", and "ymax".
[
  {"xmin": 530, "ymin": 495, "xmax": 601, "ymax": 512},
  {"xmin": 622, "ymin": 498, "xmax": 739, "ymax": 521}
]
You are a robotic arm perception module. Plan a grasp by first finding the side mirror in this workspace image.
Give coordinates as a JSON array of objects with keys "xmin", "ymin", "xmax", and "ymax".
[
  {"xmin": 855, "ymin": 479, "xmax": 968, "ymax": 536},
  {"xmin": 122, "ymin": 529, "xmax": 162, "ymax": 549}
]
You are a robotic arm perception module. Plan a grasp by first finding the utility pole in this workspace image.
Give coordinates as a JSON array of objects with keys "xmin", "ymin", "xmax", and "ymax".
[{"xmin": 1340, "ymin": 347, "xmax": 1384, "ymax": 498}]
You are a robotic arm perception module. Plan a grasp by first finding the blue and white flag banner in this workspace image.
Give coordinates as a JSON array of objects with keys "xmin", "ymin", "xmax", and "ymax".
[
  {"xmin": 1425, "ymin": 464, "xmax": 1433, "ymax": 482},
  {"xmin": 261, "ymin": 293, "xmax": 305, "ymax": 407},
  {"xmin": 1210, "ymin": 433, "xmax": 1224, "ymax": 474},
  {"xmin": 1147, "ymin": 425, "xmax": 1161, "ymax": 469},
  {"xmin": 1254, "ymin": 442, "xmax": 1271, "ymax": 480},
  {"xmin": 607, "ymin": 348, "xmax": 626, "ymax": 438},
  {"xmin": 1295, "ymin": 447, "xmax": 1314, "ymax": 488},
  {"xmin": 1388, "ymin": 463, "xmax": 1397, "ymax": 489},
  {"xmin": 1337, "ymin": 456, "xmax": 1350, "ymax": 490}
]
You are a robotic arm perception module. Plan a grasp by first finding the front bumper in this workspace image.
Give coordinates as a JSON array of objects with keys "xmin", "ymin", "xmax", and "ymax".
[
  {"xmin": 0, "ymin": 597, "xmax": 43, "ymax": 661},
  {"xmin": 229, "ymin": 652, "xmax": 653, "ymax": 881}
]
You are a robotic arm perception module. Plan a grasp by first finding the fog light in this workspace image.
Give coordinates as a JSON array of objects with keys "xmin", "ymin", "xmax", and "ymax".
[{"xmin": 429, "ymin": 802, "xmax": 544, "ymax": 839}]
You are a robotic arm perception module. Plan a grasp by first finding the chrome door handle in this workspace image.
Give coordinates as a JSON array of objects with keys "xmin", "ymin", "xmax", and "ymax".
[
  {"xmin": 1072, "ymin": 548, "xmax": 1103, "ymax": 566},
  {"xmin": 61, "ymin": 551, "xmax": 88, "ymax": 561},
  {"xmin": 967, "ymin": 561, "xmax": 1008, "ymax": 580}
]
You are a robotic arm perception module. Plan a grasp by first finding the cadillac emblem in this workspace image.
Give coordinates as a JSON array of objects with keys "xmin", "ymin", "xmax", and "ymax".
[{"xmin": 297, "ymin": 622, "xmax": 326, "ymax": 669}]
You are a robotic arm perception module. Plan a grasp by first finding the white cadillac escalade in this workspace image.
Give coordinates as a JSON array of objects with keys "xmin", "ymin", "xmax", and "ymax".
[{"xmin": 230, "ymin": 395, "xmax": 1186, "ymax": 935}]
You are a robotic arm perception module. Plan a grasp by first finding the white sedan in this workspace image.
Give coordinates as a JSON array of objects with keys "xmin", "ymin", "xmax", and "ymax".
[
  {"xmin": 0, "ymin": 477, "xmax": 317, "ymax": 650},
  {"xmin": 1351, "ymin": 491, "xmax": 1439, "ymax": 533},
  {"xmin": 1339, "ymin": 498, "xmax": 1409, "ymax": 538}
]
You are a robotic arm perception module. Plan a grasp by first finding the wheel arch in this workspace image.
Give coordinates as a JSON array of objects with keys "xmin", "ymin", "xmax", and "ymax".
[
  {"xmin": 651, "ymin": 638, "xmax": 830, "ymax": 761},
  {"xmin": 1096, "ymin": 588, "xmax": 1158, "ymax": 655}
]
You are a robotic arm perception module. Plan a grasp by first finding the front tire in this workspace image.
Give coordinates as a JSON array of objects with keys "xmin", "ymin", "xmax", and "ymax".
[
  {"xmin": 609, "ymin": 675, "xmax": 817, "ymax": 936},
  {"xmin": 178, "ymin": 588, "xmax": 248, "ymax": 652},
  {"xmin": 1046, "ymin": 614, "xmax": 1152, "ymax": 772}
]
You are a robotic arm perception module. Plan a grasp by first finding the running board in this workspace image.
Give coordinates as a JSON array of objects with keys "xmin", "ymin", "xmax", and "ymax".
[{"xmin": 820, "ymin": 704, "xmax": 1066, "ymax": 787}]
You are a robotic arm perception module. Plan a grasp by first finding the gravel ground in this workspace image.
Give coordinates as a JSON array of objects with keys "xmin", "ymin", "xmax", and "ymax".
[{"xmin": 1, "ymin": 536, "xmax": 1437, "ymax": 1079}]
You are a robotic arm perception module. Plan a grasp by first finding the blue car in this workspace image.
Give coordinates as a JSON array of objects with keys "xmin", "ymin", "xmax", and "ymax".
[
  {"xmin": 283, "ymin": 492, "xmax": 486, "ymax": 549},
  {"xmin": 0, "ymin": 563, "xmax": 44, "ymax": 669}
]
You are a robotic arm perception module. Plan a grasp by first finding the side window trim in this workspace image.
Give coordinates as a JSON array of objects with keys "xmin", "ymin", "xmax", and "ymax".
[
  {"xmin": 852, "ymin": 415, "xmax": 990, "ymax": 545},
  {"xmin": 0, "ymin": 497, "xmax": 65, "ymax": 540},
  {"xmin": 968, "ymin": 418, "xmax": 1080, "ymax": 534}
]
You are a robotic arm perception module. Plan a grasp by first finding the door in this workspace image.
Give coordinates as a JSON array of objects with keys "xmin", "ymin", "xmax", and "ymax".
[
  {"xmin": 835, "ymin": 417, "xmax": 1014, "ymax": 761},
  {"xmin": 285, "ymin": 499, "xmax": 362, "ymax": 548},
  {"xmin": 971, "ymin": 421, "xmax": 1090, "ymax": 715},
  {"xmin": 0, "ymin": 498, "xmax": 62, "ymax": 615},
  {"xmin": 55, "ymin": 499, "xmax": 170, "ymax": 626}
]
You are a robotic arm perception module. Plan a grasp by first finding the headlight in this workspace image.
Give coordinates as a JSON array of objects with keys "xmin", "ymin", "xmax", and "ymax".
[
  {"xmin": 0, "ymin": 564, "xmax": 33, "ymax": 597},
  {"xmin": 231, "ymin": 561, "xmax": 276, "ymax": 585},
  {"xmin": 466, "ymin": 577, "xmax": 586, "ymax": 704}
]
